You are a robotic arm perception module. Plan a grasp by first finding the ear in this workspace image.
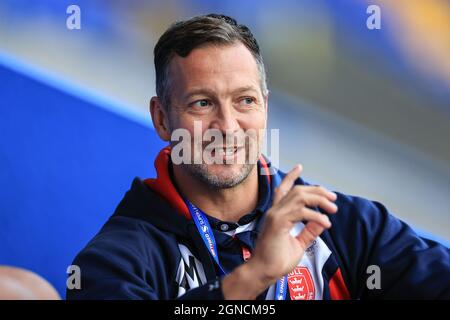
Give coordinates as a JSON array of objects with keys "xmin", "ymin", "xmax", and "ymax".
[{"xmin": 150, "ymin": 96, "xmax": 171, "ymax": 141}]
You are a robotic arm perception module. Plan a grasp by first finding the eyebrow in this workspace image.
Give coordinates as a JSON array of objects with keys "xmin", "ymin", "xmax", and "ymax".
[{"xmin": 183, "ymin": 85, "xmax": 260, "ymax": 101}]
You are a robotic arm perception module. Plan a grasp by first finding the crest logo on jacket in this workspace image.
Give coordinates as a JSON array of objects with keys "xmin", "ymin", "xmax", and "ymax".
[{"xmin": 288, "ymin": 266, "xmax": 315, "ymax": 300}]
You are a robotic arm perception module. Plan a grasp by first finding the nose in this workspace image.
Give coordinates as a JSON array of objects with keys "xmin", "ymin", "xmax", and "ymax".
[{"xmin": 209, "ymin": 103, "xmax": 241, "ymax": 135}]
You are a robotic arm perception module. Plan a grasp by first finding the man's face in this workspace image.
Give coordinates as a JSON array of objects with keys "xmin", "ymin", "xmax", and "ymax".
[{"xmin": 165, "ymin": 42, "xmax": 268, "ymax": 189}]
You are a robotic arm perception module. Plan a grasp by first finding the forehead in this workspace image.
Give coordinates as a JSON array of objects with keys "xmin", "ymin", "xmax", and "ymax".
[{"xmin": 168, "ymin": 42, "xmax": 261, "ymax": 96}]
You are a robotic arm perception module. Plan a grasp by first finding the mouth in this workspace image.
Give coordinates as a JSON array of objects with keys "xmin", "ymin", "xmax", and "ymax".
[
  {"xmin": 209, "ymin": 145, "xmax": 243, "ymax": 159},
  {"xmin": 222, "ymin": 146, "xmax": 238, "ymax": 156}
]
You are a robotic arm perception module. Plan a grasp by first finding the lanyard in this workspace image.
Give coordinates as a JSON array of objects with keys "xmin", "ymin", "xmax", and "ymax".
[
  {"xmin": 275, "ymin": 275, "xmax": 288, "ymax": 300},
  {"xmin": 184, "ymin": 199, "xmax": 288, "ymax": 300},
  {"xmin": 185, "ymin": 199, "xmax": 227, "ymax": 276}
]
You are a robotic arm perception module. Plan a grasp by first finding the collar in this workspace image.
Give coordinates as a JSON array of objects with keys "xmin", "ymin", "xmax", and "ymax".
[{"xmin": 204, "ymin": 167, "xmax": 272, "ymax": 232}]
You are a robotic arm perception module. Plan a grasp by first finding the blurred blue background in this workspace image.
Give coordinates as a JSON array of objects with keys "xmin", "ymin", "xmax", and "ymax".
[{"xmin": 1, "ymin": 0, "xmax": 449, "ymax": 298}]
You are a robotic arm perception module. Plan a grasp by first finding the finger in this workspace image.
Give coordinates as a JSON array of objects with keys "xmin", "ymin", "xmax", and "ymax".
[
  {"xmin": 273, "ymin": 164, "xmax": 302, "ymax": 204},
  {"xmin": 287, "ymin": 207, "xmax": 331, "ymax": 229},
  {"xmin": 296, "ymin": 221, "xmax": 327, "ymax": 251},
  {"xmin": 296, "ymin": 191, "xmax": 338, "ymax": 214},
  {"xmin": 303, "ymin": 185, "xmax": 337, "ymax": 201}
]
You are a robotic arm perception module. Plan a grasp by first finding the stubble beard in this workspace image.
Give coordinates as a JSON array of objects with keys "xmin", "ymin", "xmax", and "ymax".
[{"xmin": 183, "ymin": 162, "xmax": 255, "ymax": 189}]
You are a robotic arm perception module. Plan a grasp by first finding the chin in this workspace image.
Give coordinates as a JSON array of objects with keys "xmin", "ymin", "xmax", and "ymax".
[
  {"xmin": 209, "ymin": 162, "xmax": 242, "ymax": 173},
  {"xmin": 188, "ymin": 163, "xmax": 255, "ymax": 189}
]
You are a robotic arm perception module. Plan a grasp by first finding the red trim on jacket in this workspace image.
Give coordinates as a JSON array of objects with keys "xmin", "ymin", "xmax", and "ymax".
[
  {"xmin": 329, "ymin": 268, "xmax": 351, "ymax": 300},
  {"xmin": 144, "ymin": 147, "xmax": 191, "ymax": 220},
  {"xmin": 259, "ymin": 155, "xmax": 271, "ymax": 185}
]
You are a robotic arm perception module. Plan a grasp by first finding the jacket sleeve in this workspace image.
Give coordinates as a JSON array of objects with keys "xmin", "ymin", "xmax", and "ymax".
[
  {"xmin": 66, "ymin": 218, "xmax": 225, "ymax": 300},
  {"xmin": 328, "ymin": 194, "xmax": 450, "ymax": 299}
]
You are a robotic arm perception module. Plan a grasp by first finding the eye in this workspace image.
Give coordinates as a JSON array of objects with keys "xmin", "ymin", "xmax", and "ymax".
[
  {"xmin": 191, "ymin": 99, "xmax": 210, "ymax": 108},
  {"xmin": 239, "ymin": 97, "xmax": 256, "ymax": 106}
]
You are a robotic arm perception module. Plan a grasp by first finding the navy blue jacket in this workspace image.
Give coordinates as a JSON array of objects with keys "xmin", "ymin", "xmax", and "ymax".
[{"xmin": 67, "ymin": 147, "xmax": 450, "ymax": 300}]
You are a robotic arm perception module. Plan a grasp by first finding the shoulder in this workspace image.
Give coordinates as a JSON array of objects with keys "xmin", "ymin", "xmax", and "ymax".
[
  {"xmin": 333, "ymin": 192, "xmax": 390, "ymax": 226},
  {"xmin": 72, "ymin": 215, "xmax": 178, "ymax": 271},
  {"xmin": 293, "ymin": 176, "xmax": 389, "ymax": 227}
]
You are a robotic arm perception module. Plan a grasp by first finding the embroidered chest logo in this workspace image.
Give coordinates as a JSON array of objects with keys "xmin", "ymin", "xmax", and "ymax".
[{"xmin": 287, "ymin": 266, "xmax": 315, "ymax": 300}]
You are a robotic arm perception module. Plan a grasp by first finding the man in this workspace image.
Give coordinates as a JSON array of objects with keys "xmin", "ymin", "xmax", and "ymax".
[{"xmin": 67, "ymin": 14, "xmax": 450, "ymax": 300}]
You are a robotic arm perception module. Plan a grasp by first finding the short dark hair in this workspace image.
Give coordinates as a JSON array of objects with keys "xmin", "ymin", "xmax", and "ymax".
[{"xmin": 154, "ymin": 14, "xmax": 268, "ymax": 108}]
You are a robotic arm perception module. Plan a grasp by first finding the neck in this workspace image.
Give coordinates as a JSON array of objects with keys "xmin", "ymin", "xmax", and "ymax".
[{"xmin": 173, "ymin": 165, "xmax": 259, "ymax": 223}]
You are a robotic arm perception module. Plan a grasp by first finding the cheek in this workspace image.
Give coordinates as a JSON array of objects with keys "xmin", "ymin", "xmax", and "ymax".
[
  {"xmin": 170, "ymin": 119, "xmax": 208, "ymax": 149},
  {"xmin": 169, "ymin": 113, "xmax": 198, "ymax": 137},
  {"xmin": 239, "ymin": 113, "xmax": 266, "ymax": 150},
  {"xmin": 240, "ymin": 111, "xmax": 266, "ymax": 131}
]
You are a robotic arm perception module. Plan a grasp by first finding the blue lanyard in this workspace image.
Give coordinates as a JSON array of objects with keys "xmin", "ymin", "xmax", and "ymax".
[
  {"xmin": 275, "ymin": 275, "xmax": 287, "ymax": 300},
  {"xmin": 185, "ymin": 200, "xmax": 227, "ymax": 276},
  {"xmin": 185, "ymin": 198, "xmax": 288, "ymax": 300}
]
